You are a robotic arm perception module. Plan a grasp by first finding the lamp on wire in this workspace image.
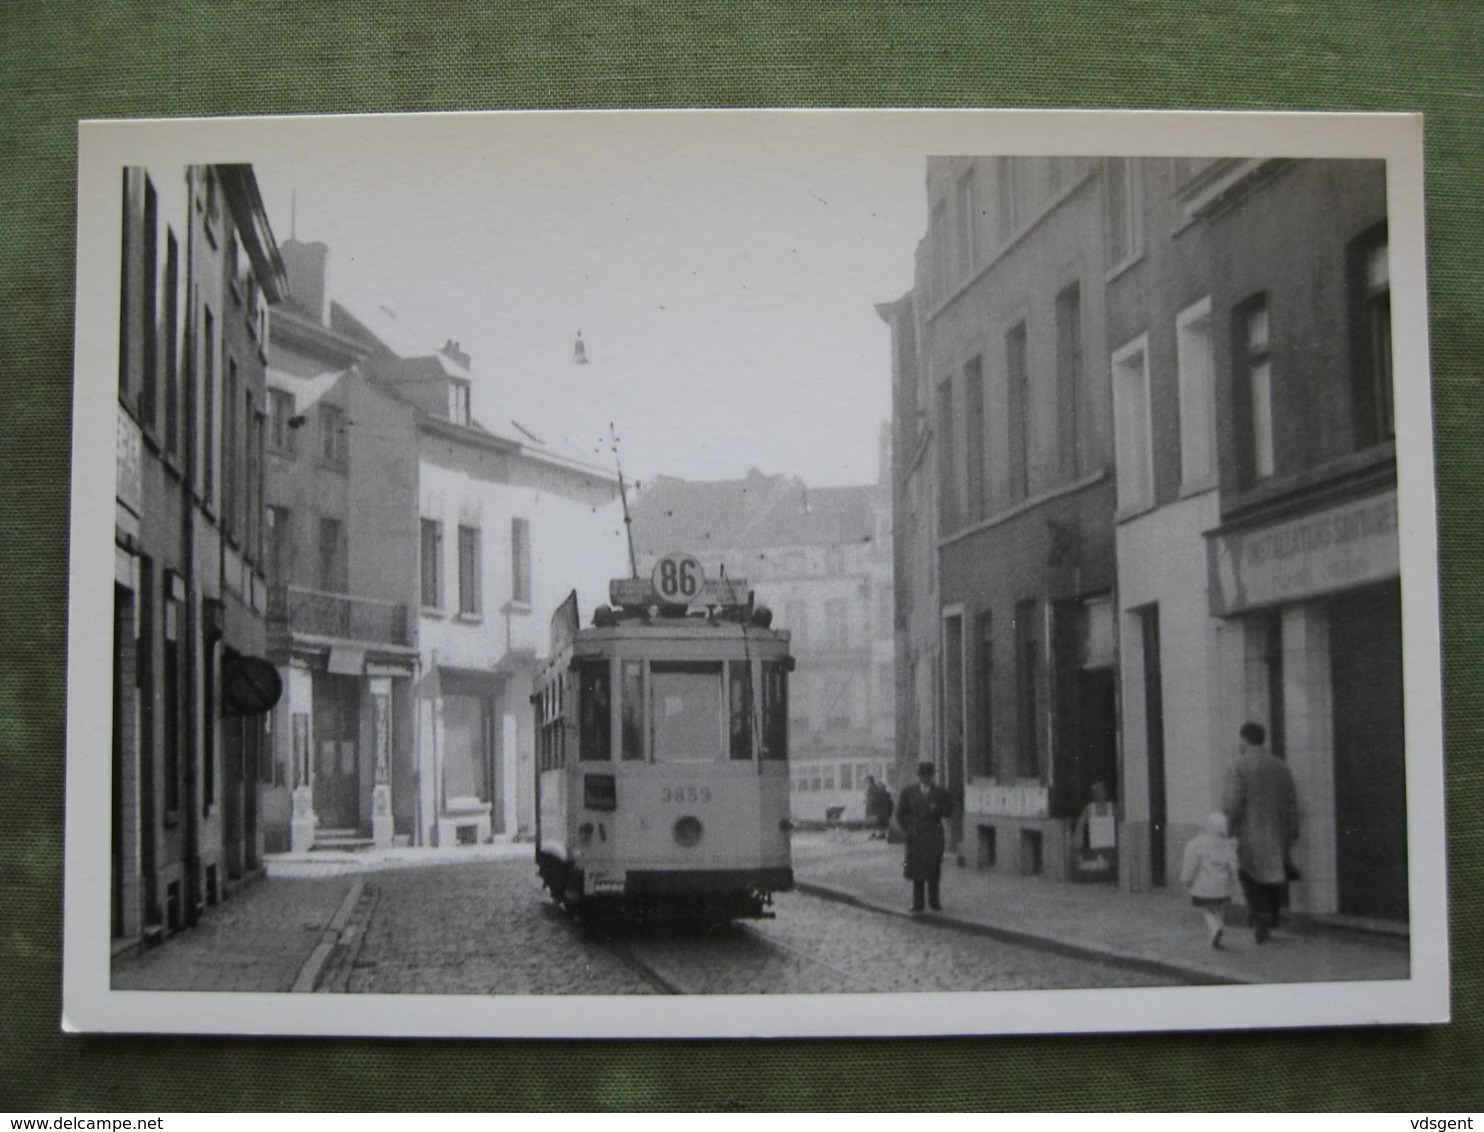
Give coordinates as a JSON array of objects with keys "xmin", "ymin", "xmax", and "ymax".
[{"xmin": 573, "ymin": 330, "xmax": 589, "ymax": 365}]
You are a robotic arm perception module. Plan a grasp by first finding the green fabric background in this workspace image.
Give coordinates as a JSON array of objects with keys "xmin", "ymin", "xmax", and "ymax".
[{"xmin": 2, "ymin": 0, "xmax": 1480, "ymax": 1113}]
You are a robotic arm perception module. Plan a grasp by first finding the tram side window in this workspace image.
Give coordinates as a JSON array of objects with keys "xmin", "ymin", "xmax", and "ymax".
[
  {"xmin": 538, "ymin": 682, "xmax": 565, "ymax": 772},
  {"xmin": 578, "ymin": 661, "xmax": 611, "ymax": 761},
  {"xmin": 650, "ymin": 661, "xmax": 724, "ymax": 763},
  {"xmin": 621, "ymin": 660, "xmax": 645, "ymax": 761},
  {"xmin": 761, "ymin": 660, "xmax": 789, "ymax": 761},
  {"xmin": 729, "ymin": 661, "xmax": 754, "ymax": 761}
]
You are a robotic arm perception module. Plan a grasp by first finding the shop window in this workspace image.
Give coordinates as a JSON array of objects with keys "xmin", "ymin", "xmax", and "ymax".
[
  {"xmin": 1014, "ymin": 600, "xmax": 1041, "ymax": 778},
  {"xmin": 973, "ymin": 611, "xmax": 993, "ymax": 777}
]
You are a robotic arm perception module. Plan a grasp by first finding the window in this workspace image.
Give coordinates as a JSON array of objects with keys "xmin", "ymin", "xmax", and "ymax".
[
  {"xmin": 118, "ymin": 170, "xmax": 131, "ymax": 405},
  {"xmin": 1175, "ymin": 297, "xmax": 1216, "ymax": 489},
  {"xmin": 247, "ymin": 394, "xmax": 263, "ymax": 562},
  {"xmin": 1055, "ymin": 283, "xmax": 1083, "ymax": 480},
  {"xmin": 729, "ymin": 661, "xmax": 754, "ymax": 761},
  {"xmin": 1234, "ymin": 296, "xmax": 1275, "ymax": 484},
  {"xmin": 141, "ymin": 176, "xmax": 158, "ymax": 430},
  {"xmin": 973, "ymin": 611, "xmax": 993, "ymax": 777},
  {"xmin": 1103, "ymin": 158, "xmax": 1141, "ymax": 269},
  {"xmin": 164, "ymin": 230, "xmax": 180, "ymax": 458},
  {"xmin": 266, "ymin": 506, "xmax": 293, "ymax": 586},
  {"xmin": 457, "ymin": 525, "xmax": 481, "ymax": 616},
  {"xmin": 936, "ymin": 377, "xmax": 959, "ymax": 532},
  {"xmin": 511, "ymin": 517, "xmax": 531, "ymax": 605},
  {"xmin": 964, "ymin": 357, "xmax": 987, "ymax": 522},
  {"xmin": 420, "ymin": 519, "xmax": 442, "ymax": 608},
  {"xmin": 761, "ymin": 660, "xmax": 788, "ymax": 760},
  {"xmin": 1350, "ymin": 224, "xmax": 1393, "ymax": 447},
  {"xmin": 268, "ymin": 388, "xmax": 296, "ymax": 456},
  {"xmin": 996, "ymin": 157, "xmax": 1020, "ymax": 244},
  {"xmin": 1111, "ymin": 334, "xmax": 1154, "ymax": 510},
  {"xmin": 578, "ymin": 661, "xmax": 612, "ymax": 762},
  {"xmin": 202, "ymin": 168, "xmax": 220, "ymax": 240},
  {"xmin": 621, "ymin": 660, "xmax": 645, "ymax": 761},
  {"xmin": 1006, "ymin": 322, "xmax": 1031, "ymax": 502},
  {"xmin": 223, "ymin": 360, "xmax": 239, "ymax": 538},
  {"xmin": 1014, "ymin": 600, "xmax": 1040, "ymax": 778},
  {"xmin": 319, "ymin": 404, "xmax": 345, "ymax": 466},
  {"xmin": 202, "ymin": 306, "xmax": 215, "ymax": 501},
  {"xmin": 955, "ymin": 169, "xmax": 979, "ymax": 279},
  {"xmin": 317, "ymin": 517, "xmax": 345, "ymax": 593},
  {"xmin": 649, "ymin": 661, "xmax": 724, "ymax": 763},
  {"xmin": 452, "ymin": 382, "xmax": 470, "ymax": 426}
]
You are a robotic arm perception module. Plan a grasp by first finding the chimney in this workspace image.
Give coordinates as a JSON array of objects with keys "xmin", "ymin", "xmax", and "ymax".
[{"xmin": 280, "ymin": 239, "xmax": 330, "ymax": 325}]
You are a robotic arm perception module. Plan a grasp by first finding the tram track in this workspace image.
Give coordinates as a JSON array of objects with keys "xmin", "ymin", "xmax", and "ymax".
[{"xmin": 576, "ymin": 899, "xmax": 891, "ymax": 995}]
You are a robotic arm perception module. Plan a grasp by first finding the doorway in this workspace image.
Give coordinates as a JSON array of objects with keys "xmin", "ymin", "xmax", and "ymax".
[
  {"xmin": 1330, "ymin": 581, "xmax": 1408, "ymax": 921},
  {"xmin": 313, "ymin": 674, "xmax": 362, "ymax": 831}
]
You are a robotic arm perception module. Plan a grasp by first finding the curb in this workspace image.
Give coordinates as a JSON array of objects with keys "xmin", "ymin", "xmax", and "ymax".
[
  {"xmin": 291, "ymin": 878, "xmax": 365, "ymax": 993},
  {"xmin": 793, "ymin": 878, "xmax": 1243, "ymax": 987}
]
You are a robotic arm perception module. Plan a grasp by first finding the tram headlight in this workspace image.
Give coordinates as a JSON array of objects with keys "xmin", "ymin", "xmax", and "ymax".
[{"xmin": 672, "ymin": 815, "xmax": 704, "ymax": 848}]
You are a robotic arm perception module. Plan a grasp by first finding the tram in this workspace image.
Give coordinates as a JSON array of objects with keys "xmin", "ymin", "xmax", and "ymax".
[{"xmin": 533, "ymin": 552, "xmax": 794, "ymax": 924}]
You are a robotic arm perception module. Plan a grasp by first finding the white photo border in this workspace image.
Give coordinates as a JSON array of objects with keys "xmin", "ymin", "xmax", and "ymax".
[{"xmin": 64, "ymin": 108, "xmax": 1446, "ymax": 1037}]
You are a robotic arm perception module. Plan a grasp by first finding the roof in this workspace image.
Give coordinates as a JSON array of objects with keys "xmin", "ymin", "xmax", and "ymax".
[{"xmin": 630, "ymin": 473, "xmax": 877, "ymax": 554}]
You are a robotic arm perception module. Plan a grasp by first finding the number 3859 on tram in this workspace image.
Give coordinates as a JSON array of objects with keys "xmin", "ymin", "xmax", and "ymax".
[{"xmin": 533, "ymin": 555, "xmax": 794, "ymax": 923}]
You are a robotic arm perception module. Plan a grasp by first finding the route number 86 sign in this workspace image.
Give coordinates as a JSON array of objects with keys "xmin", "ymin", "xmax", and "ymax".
[{"xmin": 652, "ymin": 552, "xmax": 705, "ymax": 604}]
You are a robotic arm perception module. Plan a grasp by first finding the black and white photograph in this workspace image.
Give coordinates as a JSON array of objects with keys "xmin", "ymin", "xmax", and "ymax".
[{"xmin": 63, "ymin": 109, "xmax": 1446, "ymax": 1038}]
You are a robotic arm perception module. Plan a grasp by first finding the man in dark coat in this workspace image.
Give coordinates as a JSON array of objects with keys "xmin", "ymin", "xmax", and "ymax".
[
  {"xmin": 1222, "ymin": 721, "xmax": 1300, "ymax": 944},
  {"xmin": 896, "ymin": 761, "xmax": 952, "ymax": 913}
]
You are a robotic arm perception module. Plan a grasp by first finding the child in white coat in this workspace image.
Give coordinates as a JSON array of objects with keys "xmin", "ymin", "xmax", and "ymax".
[{"xmin": 1181, "ymin": 812, "xmax": 1240, "ymax": 948}]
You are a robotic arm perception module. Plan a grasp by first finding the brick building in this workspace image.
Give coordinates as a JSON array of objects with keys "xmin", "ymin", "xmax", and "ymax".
[
  {"xmin": 113, "ymin": 164, "xmax": 287, "ymax": 945},
  {"xmin": 885, "ymin": 157, "xmax": 1405, "ymax": 923}
]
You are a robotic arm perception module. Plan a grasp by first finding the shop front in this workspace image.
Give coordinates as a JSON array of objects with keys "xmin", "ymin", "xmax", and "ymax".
[{"xmin": 1208, "ymin": 486, "xmax": 1407, "ymax": 922}]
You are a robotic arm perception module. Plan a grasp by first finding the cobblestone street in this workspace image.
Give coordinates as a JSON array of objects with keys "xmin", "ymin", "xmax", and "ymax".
[{"xmin": 327, "ymin": 858, "xmax": 1176, "ymax": 995}]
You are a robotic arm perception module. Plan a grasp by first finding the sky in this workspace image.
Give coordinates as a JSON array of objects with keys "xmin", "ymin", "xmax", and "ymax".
[{"xmin": 245, "ymin": 112, "xmax": 931, "ymax": 489}]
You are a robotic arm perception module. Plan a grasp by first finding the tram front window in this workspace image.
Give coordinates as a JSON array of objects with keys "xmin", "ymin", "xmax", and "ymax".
[{"xmin": 649, "ymin": 661, "xmax": 724, "ymax": 763}]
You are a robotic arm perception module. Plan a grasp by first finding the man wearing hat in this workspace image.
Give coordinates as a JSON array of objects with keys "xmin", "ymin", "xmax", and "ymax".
[{"xmin": 896, "ymin": 760, "xmax": 953, "ymax": 913}]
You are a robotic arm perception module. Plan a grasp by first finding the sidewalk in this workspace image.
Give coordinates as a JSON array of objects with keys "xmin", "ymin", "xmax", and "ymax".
[
  {"xmin": 789, "ymin": 830, "xmax": 1410, "ymax": 985},
  {"xmin": 110, "ymin": 840, "xmax": 534, "ymax": 993}
]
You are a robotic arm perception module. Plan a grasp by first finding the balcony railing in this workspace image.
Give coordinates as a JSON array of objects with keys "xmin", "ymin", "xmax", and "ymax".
[{"xmin": 268, "ymin": 585, "xmax": 411, "ymax": 647}]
